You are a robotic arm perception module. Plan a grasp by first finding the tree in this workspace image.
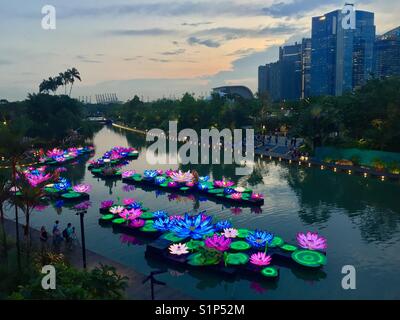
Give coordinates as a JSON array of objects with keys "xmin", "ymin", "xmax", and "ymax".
[{"xmin": 67, "ymin": 68, "xmax": 81, "ymax": 96}]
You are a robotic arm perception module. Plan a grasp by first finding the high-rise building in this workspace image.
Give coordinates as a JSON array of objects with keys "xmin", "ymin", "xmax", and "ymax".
[
  {"xmin": 258, "ymin": 65, "xmax": 268, "ymax": 95},
  {"xmin": 301, "ymin": 38, "xmax": 312, "ymax": 99},
  {"xmin": 374, "ymin": 26, "xmax": 400, "ymax": 78},
  {"xmin": 311, "ymin": 8, "xmax": 375, "ymax": 96},
  {"xmin": 279, "ymin": 42, "xmax": 302, "ymax": 101}
]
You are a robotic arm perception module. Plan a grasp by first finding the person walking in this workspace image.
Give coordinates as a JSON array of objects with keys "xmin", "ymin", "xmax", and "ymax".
[{"xmin": 40, "ymin": 226, "xmax": 48, "ymax": 252}]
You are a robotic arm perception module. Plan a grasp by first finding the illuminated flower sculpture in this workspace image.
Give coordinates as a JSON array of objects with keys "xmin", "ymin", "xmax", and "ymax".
[
  {"xmin": 119, "ymin": 208, "xmax": 142, "ymax": 221},
  {"xmin": 153, "ymin": 217, "xmax": 174, "ymax": 232},
  {"xmin": 123, "ymin": 198, "xmax": 135, "ymax": 206},
  {"xmin": 72, "ymin": 184, "xmax": 92, "ymax": 193},
  {"xmin": 250, "ymin": 252, "xmax": 272, "ymax": 266},
  {"xmin": 153, "ymin": 210, "xmax": 168, "ymax": 218},
  {"xmin": 74, "ymin": 201, "xmax": 92, "ymax": 211},
  {"xmin": 47, "ymin": 148, "xmax": 64, "ymax": 158},
  {"xmin": 122, "ymin": 170, "xmax": 136, "ymax": 178},
  {"xmin": 170, "ymin": 170, "xmax": 194, "ymax": 184},
  {"xmin": 297, "ymin": 232, "xmax": 327, "ymax": 251},
  {"xmin": 169, "ymin": 243, "xmax": 189, "ymax": 256},
  {"xmin": 230, "ymin": 193, "xmax": 243, "ymax": 201},
  {"xmin": 109, "ymin": 206, "xmax": 125, "ymax": 215},
  {"xmin": 26, "ymin": 173, "xmax": 51, "ymax": 187},
  {"xmin": 205, "ymin": 234, "xmax": 232, "ymax": 252},
  {"xmin": 251, "ymin": 193, "xmax": 264, "ymax": 200},
  {"xmin": 130, "ymin": 219, "xmax": 145, "ymax": 228},
  {"xmin": 143, "ymin": 170, "xmax": 158, "ymax": 180},
  {"xmin": 223, "ymin": 228, "xmax": 239, "ymax": 238},
  {"xmin": 101, "ymin": 200, "xmax": 114, "ymax": 209},
  {"xmin": 54, "ymin": 178, "xmax": 71, "ymax": 191},
  {"xmin": 214, "ymin": 180, "xmax": 235, "ymax": 188},
  {"xmin": 215, "ymin": 220, "xmax": 232, "ymax": 231},
  {"xmin": 246, "ymin": 230, "xmax": 274, "ymax": 249},
  {"xmin": 155, "ymin": 176, "xmax": 167, "ymax": 185},
  {"xmin": 171, "ymin": 213, "xmax": 214, "ymax": 240}
]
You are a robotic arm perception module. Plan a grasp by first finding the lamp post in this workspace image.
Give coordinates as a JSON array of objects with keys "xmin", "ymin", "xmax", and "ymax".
[
  {"xmin": 142, "ymin": 270, "xmax": 167, "ymax": 300},
  {"xmin": 76, "ymin": 209, "xmax": 87, "ymax": 269}
]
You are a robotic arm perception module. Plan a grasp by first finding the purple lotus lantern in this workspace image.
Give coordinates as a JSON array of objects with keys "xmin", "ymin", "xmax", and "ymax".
[
  {"xmin": 129, "ymin": 219, "xmax": 145, "ymax": 228},
  {"xmin": 168, "ymin": 181, "xmax": 179, "ymax": 188},
  {"xmin": 123, "ymin": 198, "xmax": 135, "ymax": 206},
  {"xmin": 119, "ymin": 208, "xmax": 143, "ymax": 221},
  {"xmin": 214, "ymin": 180, "xmax": 235, "ymax": 188},
  {"xmin": 251, "ymin": 193, "xmax": 264, "ymax": 200},
  {"xmin": 100, "ymin": 200, "xmax": 114, "ymax": 209},
  {"xmin": 297, "ymin": 232, "xmax": 327, "ymax": 251},
  {"xmin": 170, "ymin": 170, "xmax": 194, "ymax": 184}
]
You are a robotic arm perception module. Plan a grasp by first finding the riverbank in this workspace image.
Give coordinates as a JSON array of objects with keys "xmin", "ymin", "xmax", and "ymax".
[{"xmin": 1, "ymin": 218, "xmax": 191, "ymax": 300}]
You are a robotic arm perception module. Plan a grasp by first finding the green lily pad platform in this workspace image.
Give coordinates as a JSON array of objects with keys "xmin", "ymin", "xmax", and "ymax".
[
  {"xmin": 225, "ymin": 253, "xmax": 249, "ymax": 265},
  {"xmin": 230, "ymin": 241, "xmax": 251, "ymax": 251},
  {"xmin": 291, "ymin": 250, "xmax": 327, "ymax": 268}
]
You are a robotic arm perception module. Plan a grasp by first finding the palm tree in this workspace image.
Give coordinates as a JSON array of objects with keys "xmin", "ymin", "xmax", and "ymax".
[
  {"xmin": 56, "ymin": 74, "xmax": 66, "ymax": 95},
  {"xmin": 47, "ymin": 77, "xmax": 59, "ymax": 95},
  {"xmin": 68, "ymin": 68, "xmax": 81, "ymax": 96}
]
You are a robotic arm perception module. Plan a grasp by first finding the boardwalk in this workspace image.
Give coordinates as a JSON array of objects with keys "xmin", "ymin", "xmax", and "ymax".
[{"xmin": 2, "ymin": 218, "xmax": 191, "ymax": 300}]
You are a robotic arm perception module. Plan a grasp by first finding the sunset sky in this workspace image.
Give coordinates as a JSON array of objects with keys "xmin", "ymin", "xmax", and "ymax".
[{"xmin": 1, "ymin": 0, "xmax": 399, "ymax": 101}]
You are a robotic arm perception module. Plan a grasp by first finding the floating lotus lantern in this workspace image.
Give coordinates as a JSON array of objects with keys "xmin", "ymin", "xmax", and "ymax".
[
  {"xmin": 214, "ymin": 180, "xmax": 235, "ymax": 188},
  {"xmin": 100, "ymin": 200, "xmax": 114, "ymax": 209},
  {"xmin": 53, "ymin": 178, "xmax": 71, "ymax": 191},
  {"xmin": 72, "ymin": 184, "xmax": 92, "ymax": 194},
  {"xmin": 143, "ymin": 170, "xmax": 158, "ymax": 179},
  {"xmin": 250, "ymin": 252, "xmax": 272, "ymax": 266},
  {"xmin": 224, "ymin": 188, "xmax": 236, "ymax": 195},
  {"xmin": 123, "ymin": 198, "xmax": 135, "ymax": 206},
  {"xmin": 205, "ymin": 234, "xmax": 232, "ymax": 252},
  {"xmin": 169, "ymin": 243, "xmax": 189, "ymax": 256},
  {"xmin": 170, "ymin": 170, "xmax": 194, "ymax": 184},
  {"xmin": 119, "ymin": 208, "xmax": 142, "ymax": 221},
  {"xmin": 251, "ymin": 193, "xmax": 264, "ymax": 200},
  {"xmin": 129, "ymin": 219, "xmax": 145, "ymax": 228},
  {"xmin": 47, "ymin": 148, "xmax": 64, "ymax": 158},
  {"xmin": 199, "ymin": 176, "xmax": 210, "ymax": 182},
  {"xmin": 215, "ymin": 220, "xmax": 232, "ymax": 231},
  {"xmin": 230, "ymin": 193, "xmax": 243, "ymax": 200},
  {"xmin": 153, "ymin": 218, "xmax": 174, "ymax": 232},
  {"xmin": 109, "ymin": 206, "xmax": 125, "ymax": 214},
  {"xmin": 223, "ymin": 228, "xmax": 239, "ymax": 238},
  {"xmin": 234, "ymin": 187, "xmax": 246, "ymax": 193},
  {"xmin": 168, "ymin": 181, "xmax": 178, "ymax": 188},
  {"xmin": 246, "ymin": 230, "xmax": 274, "ymax": 249},
  {"xmin": 74, "ymin": 201, "xmax": 92, "ymax": 210},
  {"xmin": 155, "ymin": 176, "xmax": 167, "ymax": 185},
  {"xmin": 171, "ymin": 213, "xmax": 214, "ymax": 240},
  {"xmin": 297, "ymin": 232, "xmax": 327, "ymax": 251},
  {"xmin": 153, "ymin": 210, "xmax": 168, "ymax": 218},
  {"xmin": 122, "ymin": 170, "xmax": 136, "ymax": 178},
  {"xmin": 26, "ymin": 172, "xmax": 51, "ymax": 187}
]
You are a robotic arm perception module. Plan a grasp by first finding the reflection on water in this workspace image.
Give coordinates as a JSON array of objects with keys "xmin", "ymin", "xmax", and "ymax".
[{"xmin": 6, "ymin": 126, "xmax": 400, "ymax": 299}]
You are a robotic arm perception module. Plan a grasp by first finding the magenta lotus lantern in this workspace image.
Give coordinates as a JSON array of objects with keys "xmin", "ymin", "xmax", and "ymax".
[
  {"xmin": 230, "ymin": 193, "xmax": 242, "ymax": 200},
  {"xmin": 297, "ymin": 232, "xmax": 327, "ymax": 250},
  {"xmin": 205, "ymin": 234, "xmax": 232, "ymax": 252}
]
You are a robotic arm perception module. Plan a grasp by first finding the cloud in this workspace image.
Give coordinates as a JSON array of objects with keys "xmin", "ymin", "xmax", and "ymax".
[
  {"xmin": 160, "ymin": 49, "xmax": 186, "ymax": 56},
  {"xmin": 59, "ymin": 2, "xmax": 273, "ymax": 19},
  {"xmin": 261, "ymin": 0, "xmax": 374, "ymax": 18},
  {"xmin": 193, "ymin": 24, "xmax": 301, "ymax": 40},
  {"xmin": 0, "ymin": 59, "xmax": 12, "ymax": 66},
  {"xmin": 148, "ymin": 58, "xmax": 171, "ymax": 63},
  {"xmin": 76, "ymin": 55, "xmax": 101, "ymax": 63},
  {"xmin": 123, "ymin": 56, "xmax": 143, "ymax": 61},
  {"xmin": 182, "ymin": 21, "xmax": 213, "ymax": 27},
  {"xmin": 226, "ymin": 48, "xmax": 256, "ymax": 57},
  {"xmin": 105, "ymin": 28, "xmax": 177, "ymax": 37},
  {"xmin": 187, "ymin": 37, "xmax": 221, "ymax": 48}
]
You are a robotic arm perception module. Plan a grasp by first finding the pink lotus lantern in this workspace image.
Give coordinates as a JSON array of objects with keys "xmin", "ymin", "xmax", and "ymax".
[
  {"xmin": 251, "ymin": 193, "xmax": 264, "ymax": 200},
  {"xmin": 297, "ymin": 232, "xmax": 327, "ymax": 250},
  {"xmin": 47, "ymin": 148, "xmax": 64, "ymax": 158},
  {"xmin": 230, "ymin": 193, "xmax": 242, "ymax": 200},
  {"xmin": 109, "ymin": 206, "xmax": 125, "ymax": 214},
  {"xmin": 250, "ymin": 252, "xmax": 272, "ymax": 266},
  {"xmin": 26, "ymin": 173, "xmax": 51, "ymax": 187},
  {"xmin": 170, "ymin": 170, "xmax": 194, "ymax": 184},
  {"xmin": 119, "ymin": 208, "xmax": 142, "ymax": 220},
  {"xmin": 123, "ymin": 198, "xmax": 135, "ymax": 206},
  {"xmin": 214, "ymin": 180, "xmax": 235, "ymax": 188},
  {"xmin": 169, "ymin": 243, "xmax": 189, "ymax": 255},
  {"xmin": 122, "ymin": 170, "xmax": 136, "ymax": 178},
  {"xmin": 72, "ymin": 184, "xmax": 92, "ymax": 193},
  {"xmin": 205, "ymin": 234, "xmax": 232, "ymax": 252}
]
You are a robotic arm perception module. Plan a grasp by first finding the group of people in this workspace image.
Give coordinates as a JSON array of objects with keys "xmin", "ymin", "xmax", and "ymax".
[{"xmin": 40, "ymin": 220, "xmax": 77, "ymax": 250}]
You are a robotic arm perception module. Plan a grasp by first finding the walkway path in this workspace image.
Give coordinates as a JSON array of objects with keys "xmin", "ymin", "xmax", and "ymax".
[{"xmin": 2, "ymin": 218, "xmax": 191, "ymax": 300}]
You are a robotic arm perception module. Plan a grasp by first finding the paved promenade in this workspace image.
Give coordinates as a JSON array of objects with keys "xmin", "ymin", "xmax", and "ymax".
[{"xmin": 2, "ymin": 218, "xmax": 191, "ymax": 300}]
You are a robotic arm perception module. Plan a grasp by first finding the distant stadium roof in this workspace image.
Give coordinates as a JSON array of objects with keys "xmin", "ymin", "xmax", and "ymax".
[{"xmin": 213, "ymin": 86, "xmax": 254, "ymax": 100}]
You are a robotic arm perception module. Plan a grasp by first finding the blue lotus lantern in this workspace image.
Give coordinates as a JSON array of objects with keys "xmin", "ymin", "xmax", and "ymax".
[
  {"xmin": 155, "ymin": 176, "xmax": 167, "ymax": 185},
  {"xmin": 246, "ymin": 230, "xmax": 274, "ymax": 249}
]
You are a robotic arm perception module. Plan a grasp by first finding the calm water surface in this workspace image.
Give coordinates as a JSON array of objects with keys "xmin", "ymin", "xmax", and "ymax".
[{"xmin": 6, "ymin": 126, "xmax": 400, "ymax": 299}]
